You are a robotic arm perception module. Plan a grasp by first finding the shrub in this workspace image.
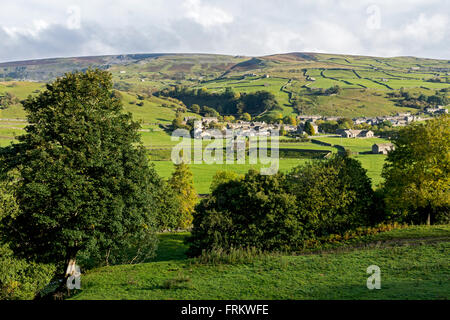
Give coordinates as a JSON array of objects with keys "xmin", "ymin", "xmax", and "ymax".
[
  {"xmin": 186, "ymin": 170, "xmax": 299, "ymax": 256},
  {"xmin": 0, "ymin": 244, "xmax": 56, "ymax": 300},
  {"xmin": 194, "ymin": 247, "xmax": 272, "ymax": 265}
]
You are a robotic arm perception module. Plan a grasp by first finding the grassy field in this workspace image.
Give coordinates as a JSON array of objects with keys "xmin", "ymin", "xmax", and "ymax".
[
  {"xmin": 68, "ymin": 225, "xmax": 450, "ymax": 300},
  {"xmin": 0, "ymin": 121, "xmax": 389, "ymax": 193}
]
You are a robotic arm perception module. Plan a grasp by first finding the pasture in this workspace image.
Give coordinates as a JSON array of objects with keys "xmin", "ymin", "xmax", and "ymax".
[{"xmin": 68, "ymin": 225, "xmax": 450, "ymax": 300}]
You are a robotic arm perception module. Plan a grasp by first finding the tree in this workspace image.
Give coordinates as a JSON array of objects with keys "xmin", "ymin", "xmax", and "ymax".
[
  {"xmin": 168, "ymin": 162, "xmax": 197, "ymax": 229},
  {"xmin": 202, "ymin": 106, "xmax": 220, "ymax": 117},
  {"xmin": 190, "ymin": 104, "xmax": 201, "ymax": 113},
  {"xmin": 0, "ymin": 70, "xmax": 160, "ymax": 279},
  {"xmin": 338, "ymin": 118, "xmax": 353, "ymax": 129},
  {"xmin": 210, "ymin": 170, "xmax": 242, "ymax": 193},
  {"xmin": 382, "ymin": 115, "xmax": 450, "ymax": 225},
  {"xmin": 283, "ymin": 115, "xmax": 297, "ymax": 126},
  {"xmin": 241, "ymin": 112, "xmax": 252, "ymax": 121},
  {"xmin": 286, "ymin": 154, "xmax": 376, "ymax": 235},
  {"xmin": 187, "ymin": 170, "xmax": 298, "ymax": 256},
  {"xmin": 223, "ymin": 115, "xmax": 235, "ymax": 123},
  {"xmin": 153, "ymin": 179, "xmax": 182, "ymax": 231},
  {"xmin": 304, "ymin": 121, "xmax": 315, "ymax": 135}
]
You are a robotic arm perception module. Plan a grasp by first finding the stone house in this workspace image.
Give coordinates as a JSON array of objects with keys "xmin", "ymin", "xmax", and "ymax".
[{"xmin": 372, "ymin": 143, "xmax": 395, "ymax": 155}]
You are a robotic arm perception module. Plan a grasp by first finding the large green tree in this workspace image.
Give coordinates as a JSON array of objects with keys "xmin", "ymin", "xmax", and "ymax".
[
  {"xmin": 382, "ymin": 115, "xmax": 450, "ymax": 224},
  {"xmin": 0, "ymin": 70, "xmax": 160, "ymax": 276}
]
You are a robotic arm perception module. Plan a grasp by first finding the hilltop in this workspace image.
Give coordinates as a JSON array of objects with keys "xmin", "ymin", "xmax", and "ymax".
[{"xmin": 0, "ymin": 52, "xmax": 448, "ymax": 118}]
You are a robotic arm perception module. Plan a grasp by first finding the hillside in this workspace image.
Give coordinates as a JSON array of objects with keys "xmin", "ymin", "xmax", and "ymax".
[
  {"xmin": 1, "ymin": 52, "xmax": 448, "ymax": 194},
  {"xmin": 1, "ymin": 52, "xmax": 449, "ymax": 118}
]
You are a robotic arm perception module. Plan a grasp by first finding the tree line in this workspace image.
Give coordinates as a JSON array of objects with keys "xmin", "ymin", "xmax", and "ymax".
[{"xmin": 156, "ymin": 86, "xmax": 282, "ymax": 118}]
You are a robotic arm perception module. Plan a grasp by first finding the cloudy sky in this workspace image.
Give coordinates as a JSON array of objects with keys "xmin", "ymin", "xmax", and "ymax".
[{"xmin": 1, "ymin": 0, "xmax": 449, "ymax": 62}]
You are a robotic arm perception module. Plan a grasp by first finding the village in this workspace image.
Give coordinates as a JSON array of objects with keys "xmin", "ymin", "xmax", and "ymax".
[{"xmin": 185, "ymin": 105, "xmax": 447, "ymax": 155}]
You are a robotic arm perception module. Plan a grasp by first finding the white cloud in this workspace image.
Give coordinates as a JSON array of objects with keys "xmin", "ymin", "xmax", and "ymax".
[
  {"xmin": 3, "ymin": 19, "xmax": 49, "ymax": 38},
  {"xmin": 401, "ymin": 13, "xmax": 448, "ymax": 42},
  {"xmin": 183, "ymin": 0, "xmax": 233, "ymax": 27}
]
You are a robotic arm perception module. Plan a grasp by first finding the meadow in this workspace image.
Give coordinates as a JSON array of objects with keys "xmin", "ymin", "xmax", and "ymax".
[{"xmin": 68, "ymin": 225, "xmax": 450, "ymax": 300}]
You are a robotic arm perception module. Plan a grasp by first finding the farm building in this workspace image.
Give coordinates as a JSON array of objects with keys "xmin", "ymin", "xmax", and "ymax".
[
  {"xmin": 338, "ymin": 129, "xmax": 374, "ymax": 138},
  {"xmin": 359, "ymin": 130, "xmax": 374, "ymax": 138},
  {"xmin": 372, "ymin": 143, "xmax": 395, "ymax": 155}
]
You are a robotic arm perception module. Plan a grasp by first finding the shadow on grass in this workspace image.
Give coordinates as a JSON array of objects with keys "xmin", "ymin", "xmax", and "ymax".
[{"xmin": 152, "ymin": 232, "xmax": 190, "ymax": 262}]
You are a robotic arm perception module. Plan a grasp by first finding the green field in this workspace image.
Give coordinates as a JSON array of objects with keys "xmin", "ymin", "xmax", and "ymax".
[
  {"xmin": 68, "ymin": 225, "xmax": 450, "ymax": 300},
  {"xmin": 0, "ymin": 119, "xmax": 390, "ymax": 193},
  {"xmin": 2, "ymin": 52, "xmax": 448, "ymax": 120}
]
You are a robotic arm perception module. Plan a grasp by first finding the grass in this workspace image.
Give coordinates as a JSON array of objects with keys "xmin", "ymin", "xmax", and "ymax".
[
  {"xmin": 150, "ymin": 158, "xmax": 311, "ymax": 194},
  {"xmin": 68, "ymin": 225, "xmax": 450, "ymax": 300}
]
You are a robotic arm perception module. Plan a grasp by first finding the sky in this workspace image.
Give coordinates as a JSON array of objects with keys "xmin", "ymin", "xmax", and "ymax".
[{"xmin": 0, "ymin": 0, "xmax": 449, "ymax": 62}]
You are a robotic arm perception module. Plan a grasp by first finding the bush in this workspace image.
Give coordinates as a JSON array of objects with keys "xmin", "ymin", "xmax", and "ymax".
[
  {"xmin": 186, "ymin": 170, "xmax": 299, "ymax": 256},
  {"xmin": 0, "ymin": 244, "xmax": 56, "ymax": 300},
  {"xmin": 194, "ymin": 247, "xmax": 273, "ymax": 265}
]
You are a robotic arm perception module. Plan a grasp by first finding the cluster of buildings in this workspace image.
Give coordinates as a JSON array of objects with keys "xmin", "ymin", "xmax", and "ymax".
[
  {"xmin": 185, "ymin": 116, "xmax": 398, "ymax": 155},
  {"xmin": 189, "ymin": 117, "xmax": 299, "ymax": 139},
  {"xmin": 186, "ymin": 105, "xmax": 447, "ymax": 140},
  {"xmin": 301, "ymin": 108, "xmax": 447, "ymax": 129},
  {"xmin": 424, "ymin": 106, "xmax": 448, "ymax": 115}
]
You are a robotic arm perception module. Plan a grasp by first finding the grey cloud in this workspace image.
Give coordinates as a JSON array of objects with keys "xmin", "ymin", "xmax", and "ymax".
[{"xmin": 0, "ymin": 0, "xmax": 449, "ymax": 62}]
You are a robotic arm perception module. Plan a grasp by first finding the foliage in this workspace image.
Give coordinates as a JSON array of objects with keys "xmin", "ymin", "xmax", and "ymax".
[
  {"xmin": 0, "ymin": 92, "xmax": 20, "ymax": 109},
  {"xmin": 286, "ymin": 155, "xmax": 376, "ymax": 236},
  {"xmin": 0, "ymin": 69, "xmax": 160, "ymax": 273},
  {"xmin": 158, "ymin": 86, "xmax": 280, "ymax": 117},
  {"xmin": 382, "ymin": 115, "xmax": 450, "ymax": 224},
  {"xmin": 241, "ymin": 112, "xmax": 252, "ymax": 121},
  {"xmin": 154, "ymin": 179, "xmax": 183, "ymax": 231},
  {"xmin": 304, "ymin": 121, "xmax": 316, "ymax": 135},
  {"xmin": 168, "ymin": 162, "xmax": 198, "ymax": 229},
  {"xmin": 187, "ymin": 154, "xmax": 377, "ymax": 255},
  {"xmin": 190, "ymin": 104, "xmax": 200, "ymax": 113},
  {"xmin": 0, "ymin": 180, "xmax": 56, "ymax": 300},
  {"xmin": 210, "ymin": 170, "xmax": 243, "ymax": 193},
  {"xmin": 194, "ymin": 246, "xmax": 272, "ymax": 266},
  {"xmin": 187, "ymin": 170, "xmax": 299, "ymax": 256},
  {"xmin": 0, "ymin": 244, "xmax": 56, "ymax": 300}
]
